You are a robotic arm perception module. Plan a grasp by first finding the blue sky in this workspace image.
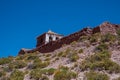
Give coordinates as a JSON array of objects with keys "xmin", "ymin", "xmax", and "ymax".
[{"xmin": 0, "ymin": 0, "xmax": 120, "ymax": 57}]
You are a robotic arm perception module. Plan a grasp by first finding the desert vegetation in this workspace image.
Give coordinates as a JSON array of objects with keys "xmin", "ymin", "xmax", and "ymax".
[
  {"xmin": 85, "ymin": 71, "xmax": 109, "ymax": 80},
  {"xmin": 9, "ymin": 70, "xmax": 24, "ymax": 80},
  {"xmin": 54, "ymin": 66, "xmax": 77, "ymax": 80},
  {"xmin": 0, "ymin": 31, "xmax": 120, "ymax": 80}
]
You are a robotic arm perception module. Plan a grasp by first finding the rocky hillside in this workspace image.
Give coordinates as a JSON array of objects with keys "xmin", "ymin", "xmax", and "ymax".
[{"xmin": 0, "ymin": 23, "xmax": 120, "ymax": 80}]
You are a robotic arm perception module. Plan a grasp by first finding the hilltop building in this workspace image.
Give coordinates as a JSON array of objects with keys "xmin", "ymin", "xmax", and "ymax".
[
  {"xmin": 18, "ymin": 22, "xmax": 120, "ymax": 55},
  {"xmin": 36, "ymin": 30, "xmax": 63, "ymax": 47}
]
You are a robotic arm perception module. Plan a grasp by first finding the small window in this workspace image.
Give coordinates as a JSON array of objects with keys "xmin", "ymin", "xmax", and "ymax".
[
  {"xmin": 56, "ymin": 37, "xmax": 59, "ymax": 40},
  {"xmin": 49, "ymin": 36, "xmax": 53, "ymax": 42}
]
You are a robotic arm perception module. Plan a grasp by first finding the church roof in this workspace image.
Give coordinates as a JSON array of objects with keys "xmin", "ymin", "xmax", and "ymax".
[
  {"xmin": 47, "ymin": 30, "xmax": 63, "ymax": 36},
  {"xmin": 47, "ymin": 30, "xmax": 57, "ymax": 34},
  {"xmin": 37, "ymin": 30, "xmax": 63, "ymax": 39}
]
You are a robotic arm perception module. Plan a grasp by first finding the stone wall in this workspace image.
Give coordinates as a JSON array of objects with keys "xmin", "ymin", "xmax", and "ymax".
[
  {"xmin": 18, "ymin": 22, "xmax": 120, "ymax": 55},
  {"xmin": 36, "ymin": 33, "xmax": 46, "ymax": 47},
  {"xmin": 34, "ymin": 28, "xmax": 93, "ymax": 53},
  {"xmin": 19, "ymin": 28, "xmax": 93, "ymax": 54}
]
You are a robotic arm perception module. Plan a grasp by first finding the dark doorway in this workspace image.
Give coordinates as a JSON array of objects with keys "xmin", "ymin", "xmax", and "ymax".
[
  {"xmin": 49, "ymin": 36, "xmax": 53, "ymax": 42},
  {"xmin": 56, "ymin": 37, "xmax": 59, "ymax": 40}
]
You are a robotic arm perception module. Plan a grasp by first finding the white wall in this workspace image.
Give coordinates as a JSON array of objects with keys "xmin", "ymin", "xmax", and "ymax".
[{"xmin": 45, "ymin": 33, "xmax": 63, "ymax": 44}]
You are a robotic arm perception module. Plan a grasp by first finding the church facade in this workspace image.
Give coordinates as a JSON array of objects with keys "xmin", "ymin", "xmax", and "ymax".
[{"xmin": 36, "ymin": 30, "xmax": 63, "ymax": 47}]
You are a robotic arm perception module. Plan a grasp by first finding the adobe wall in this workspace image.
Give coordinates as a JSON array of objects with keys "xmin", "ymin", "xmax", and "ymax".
[
  {"xmin": 92, "ymin": 26, "xmax": 100, "ymax": 34},
  {"xmin": 18, "ymin": 22, "xmax": 120, "ymax": 55},
  {"xmin": 23, "ymin": 28, "xmax": 93, "ymax": 54},
  {"xmin": 36, "ymin": 33, "xmax": 46, "ymax": 47}
]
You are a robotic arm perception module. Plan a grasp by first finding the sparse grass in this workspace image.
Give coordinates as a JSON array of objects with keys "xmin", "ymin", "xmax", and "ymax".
[
  {"xmin": 93, "ymin": 33, "xmax": 102, "ymax": 39},
  {"xmin": 80, "ymin": 50, "xmax": 120, "ymax": 73},
  {"xmin": 55, "ymin": 57, "xmax": 59, "ymax": 61},
  {"xmin": 57, "ymin": 48, "xmax": 71, "ymax": 58},
  {"xmin": 101, "ymin": 33, "xmax": 116, "ymax": 43},
  {"xmin": 71, "ymin": 41, "xmax": 77, "ymax": 46},
  {"xmin": 8, "ymin": 60, "xmax": 27, "ymax": 70},
  {"xmin": 24, "ymin": 70, "xmax": 29, "ymax": 74},
  {"xmin": 47, "ymin": 68, "xmax": 56, "ymax": 75},
  {"xmin": 26, "ymin": 54, "xmax": 39, "ymax": 61},
  {"xmin": 118, "ymin": 41, "xmax": 120, "ymax": 45},
  {"xmin": 68, "ymin": 52, "xmax": 79, "ymax": 62},
  {"xmin": 62, "ymin": 48, "xmax": 71, "ymax": 57},
  {"xmin": 14, "ymin": 60, "xmax": 27, "ymax": 69},
  {"xmin": 65, "ymin": 48, "xmax": 71, "ymax": 53},
  {"xmin": 54, "ymin": 66, "xmax": 77, "ymax": 80},
  {"xmin": 40, "ymin": 76, "xmax": 49, "ymax": 80},
  {"xmin": 79, "ymin": 36, "xmax": 89, "ymax": 42},
  {"xmin": 16, "ymin": 55, "xmax": 26, "ymax": 60},
  {"xmin": 73, "ymin": 62, "xmax": 78, "ymax": 68},
  {"xmin": 114, "ymin": 77, "xmax": 120, "ymax": 80},
  {"xmin": 9, "ymin": 70, "xmax": 24, "ymax": 80},
  {"xmin": 39, "ymin": 68, "xmax": 56, "ymax": 75},
  {"xmin": 95, "ymin": 43, "xmax": 108, "ymax": 52},
  {"xmin": 7, "ymin": 64, "xmax": 14, "ymax": 71},
  {"xmin": 16, "ymin": 53, "xmax": 39, "ymax": 63},
  {"xmin": 33, "ymin": 61, "xmax": 50, "ymax": 69},
  {"xmin": 0, "ymin": 57, "xmax": 13, "ymax": 65},
  {"xmin": 0, "ymin": 76, "xmax": 10, "ymax": 80},
  {"xmin": 44, "ymin": 57, "xmax": 50, "ymax": 61},
  {"xmin": 30, "ymin": 68, "xmax": 42, "ymax": 80},
  {"xmin": 30, "ymin": 68, "xmax": 49, "ymax": 80},
  {"xmin": 117, "ymin": 29, "xmax": 120, "ymax": 39},
  {"xmin": 85, "ymin": 71, "xmax": 109, "ymax": 80},
  {"xmin": 108, "ymin": 61, "xmax": 120, "ymax": 73},
  {"xmin": 45, "ymin": 54, "xmax": 51, "ymax": 57},
  {"xmin": 0, "ymin": 71, "xmax": 6, "ymax": 77},
  {"xmin": 59, "ymin": 66, "xmax": 69, "ymax": 71},
  {"xmin": 32, "ymin": 58, "xmax": 50, "ymax": 69},
  {"xmin": 89, "ymin": 33, "xmax": 101, "ymax": 43},
  {"xmin": 57, "ymin": 51, "xmax": 64, "ymax": 57},
  {"xmin": 90, "ymin": 36, "xmax": 98, "ymax": 43},
  {"xmin": 78, "ymin": 48, "xmax": 83, "ymax": 53}
]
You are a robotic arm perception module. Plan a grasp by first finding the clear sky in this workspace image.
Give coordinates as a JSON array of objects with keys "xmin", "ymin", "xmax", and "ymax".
[{"xmin": 0, "ymin": 0, "xmax": 120, "ymax": 58}]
